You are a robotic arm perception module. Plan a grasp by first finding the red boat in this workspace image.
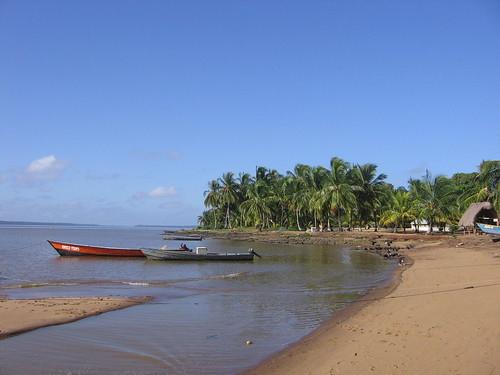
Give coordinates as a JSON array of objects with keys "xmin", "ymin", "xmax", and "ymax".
[{"xmin": 47, "ymin": 240, "xmax": 145, "ymax": 257}]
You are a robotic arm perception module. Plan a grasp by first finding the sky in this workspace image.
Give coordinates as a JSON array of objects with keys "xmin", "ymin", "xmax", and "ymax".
[{"xmin": 0, "ymin": 0, "xmax": 499, "ymax": 225}]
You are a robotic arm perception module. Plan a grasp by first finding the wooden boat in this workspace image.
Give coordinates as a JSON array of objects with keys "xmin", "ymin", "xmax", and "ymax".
[
  {"xmin": 48, "ymin": 240, "xmax": 145, "ymax": 257},
  {"xmin": 162, "ymin": 235, "xmax": 203, "ymax": 241},
  {"xmin": 476, "ymin": 223, "xmax": 500, "ymax": 235},
  {"xmin": 141, "ymin": 246, "xmax": 260, "ymax": 261}
]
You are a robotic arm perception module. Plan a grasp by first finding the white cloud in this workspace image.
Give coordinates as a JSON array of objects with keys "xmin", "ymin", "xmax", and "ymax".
[
  {"xmin": 12, "ymin": 155, "xmax": 67, "ymax": 186},
  {"xmin": 149, "ymin": 186, "xmax": 176, "ymax": 198},
  {"xmin": 26, "ymin": 155, "xmax": 65, "ymax": 175}
]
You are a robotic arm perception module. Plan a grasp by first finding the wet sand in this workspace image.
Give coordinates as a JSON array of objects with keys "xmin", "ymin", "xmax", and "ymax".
[
  {"xmin": 244, "ymin": 240, "xmax": 500, "ymax": 375},
  {"xmin": 0, "ymin": 296, "xmax": 151, "ymax": 339}
]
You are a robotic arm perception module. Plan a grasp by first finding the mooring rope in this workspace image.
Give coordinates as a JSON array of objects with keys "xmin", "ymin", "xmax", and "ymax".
[{"xmin": 353, "ymin": 281, "xmax": 500, "ymax": 303}]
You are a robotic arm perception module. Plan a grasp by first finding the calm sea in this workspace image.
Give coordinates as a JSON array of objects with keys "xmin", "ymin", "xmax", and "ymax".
[{"xmin": 0, "ymin": 225, "xmax": 395, "ymax": 374}]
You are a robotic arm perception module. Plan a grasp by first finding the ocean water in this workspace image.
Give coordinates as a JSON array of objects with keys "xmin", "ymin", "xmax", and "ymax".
[{"xmin": 0, "ymin": 225, "xmax": 396, "ymax": 374}]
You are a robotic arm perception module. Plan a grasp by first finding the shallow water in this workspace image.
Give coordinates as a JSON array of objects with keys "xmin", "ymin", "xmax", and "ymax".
[{"xmin": 0, "ymin": 225, "xmax": 395, "ymax": 374}]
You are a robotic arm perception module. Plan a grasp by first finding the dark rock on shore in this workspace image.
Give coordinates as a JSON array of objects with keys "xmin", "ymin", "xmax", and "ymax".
[{"xmin": 177, "ymin": 229, "xmax": 428, "ymax": 261}]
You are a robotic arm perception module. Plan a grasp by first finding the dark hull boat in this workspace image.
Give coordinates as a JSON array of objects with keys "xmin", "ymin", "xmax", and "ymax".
[
  {"xmin": 48, "ymin": 240, "xmax": 144, "ymax": 257},
  {"xmin": 141, "ymin": 247, "xmax": 259, "ymax": 261},
  {"xmin": 162, "ymin": 235, "xmax": 203, "ymax": 241}
]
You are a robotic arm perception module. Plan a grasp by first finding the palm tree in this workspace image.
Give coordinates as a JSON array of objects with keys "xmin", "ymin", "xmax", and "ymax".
[
  {"xmin": 285, "ymin": 175, "xmax": 308, "ymax": 230},
  {"xmin": 462, "ymin": 160, "xmax": 500, "ymax": 211},
  {"xmin": 351, "ymin": 163, "xmax": 387, "ymax": 229},
  {"xmin": 381, "ymin": 190, "xmax": 415, "ymax": 232},
  {"xmin": 303, "ymin": 167, "xmax": 325, "ymax": 228},
  {"xmin": 287, "ymin": 164, "xmax": 315, "ymax": 229},
  {"xmin": 372, "ymin": 182, "xmax": 394, "ymax": 231},
  {"xmin": 218, "ymin": 172, "xmax": 239, "ymax": 229},
  {"xmin": 237, "ymin": 172, "xmax": 254, "ymax": 227},
  {"xmin": 198, "ymin": 159, "xmax": 498, "ymax": 231},
  {"xmin": 255, "ymin": 166, "xmax": 268, "ymax": 182},
  {"xmin": 271, "ymin": 176, "xmax": 291, "ymax": 228},
  {"xmin": 322, "ymin": 157, "xmax": 357, "ymax": 231},
  {"xmin": 203, "ymin": 180, "xmax": 221, "ymax": 229},
  {"xmin": 240, "ymin": 181, "xmax": 272, "ymax": 229},
  {"xmin": 411, "ymin": 202, "xmax": 426, "ymax": 233},
  {"xmin": 237, "ymin": 172, "xmax": 253, "ymax": 198},
  {"xmin": 409, "ymin": 171, "xmax": 456, "ymax": 232}
]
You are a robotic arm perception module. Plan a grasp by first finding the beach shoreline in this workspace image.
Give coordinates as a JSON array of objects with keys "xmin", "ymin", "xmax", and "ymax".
[
  {"xmin": 0, "ymin": 296, "xmax": 151, "ymax": 339},
  {"xmin": 238, "ymin": 233, "xmax": 414, "ymax": 375},
  {"xmin": 239, "ymin": 235, "xmax": 500, "ymax": 375},
  {"xmin": 242, "ymin": 248, "xmax": 411, "ymax": 374}
]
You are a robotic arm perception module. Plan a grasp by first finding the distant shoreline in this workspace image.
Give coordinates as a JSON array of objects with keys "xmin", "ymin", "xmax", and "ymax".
[
  {"xmin": 0, "ymin": 220, "xmax": 100, "ymax": 227},
  {"xmin": 0, "ymin": 221, "xmax": 195, "ymax": 228},
  {"xmin": 135, "ymin": 224, "xmax": 195, "ymax": 228}
]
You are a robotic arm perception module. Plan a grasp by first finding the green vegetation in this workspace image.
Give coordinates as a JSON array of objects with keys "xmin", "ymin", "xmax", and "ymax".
[{"xmin": 199, "ymin": 158, "xmax": 499, "ymax": 232}]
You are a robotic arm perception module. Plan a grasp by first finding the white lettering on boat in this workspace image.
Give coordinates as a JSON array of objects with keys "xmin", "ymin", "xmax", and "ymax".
[{"xmin": 61, "ymin": 245, "xmax": 80, "ymax": 252}]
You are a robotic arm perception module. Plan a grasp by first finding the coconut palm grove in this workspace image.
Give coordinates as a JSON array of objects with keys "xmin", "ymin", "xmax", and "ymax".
[{"xmin": 199, "ymin": 158, "xmax": 499, "ymax": 232}]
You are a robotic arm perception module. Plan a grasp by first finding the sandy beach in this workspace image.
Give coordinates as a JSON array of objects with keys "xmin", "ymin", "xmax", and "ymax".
[
  {"xmin": 0, "ymin": 296, "xmax": 151, "ymax": 339},
  {"xmin": 245, "ymin": 238, "xmax": 500, "ymax": 375}
]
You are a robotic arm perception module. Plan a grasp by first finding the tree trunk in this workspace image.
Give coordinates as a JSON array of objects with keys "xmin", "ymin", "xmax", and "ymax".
[
  {"xmin": 213, "ymin": 211, "xmax": 217, "ymax": 230},
  {"xmin": 296, "ymin": 209, "xmax": 302, "ymax": 231},
  {"xmin": 281, "ymin": 205, "xmax": 285, "ymax": 227},
  {"xmin": 226, "ymin": 204, "xmax": 231, "ymax": 229}
]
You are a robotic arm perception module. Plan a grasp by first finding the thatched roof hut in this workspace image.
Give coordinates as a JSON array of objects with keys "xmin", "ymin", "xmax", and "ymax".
[{"xmin": 458, "ymin": 202, "xmax": 499, "ymax": 228}]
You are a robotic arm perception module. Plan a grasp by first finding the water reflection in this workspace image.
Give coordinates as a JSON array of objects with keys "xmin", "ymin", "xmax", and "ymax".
[{"xmin": 0, "ymin": 226, "xmax": 395, "ymax": 374}]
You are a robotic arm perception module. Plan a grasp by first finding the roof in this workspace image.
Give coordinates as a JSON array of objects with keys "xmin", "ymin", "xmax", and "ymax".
[{"xmin": 458, "ymin": 202, "xmax": 498, "ymax": 227}]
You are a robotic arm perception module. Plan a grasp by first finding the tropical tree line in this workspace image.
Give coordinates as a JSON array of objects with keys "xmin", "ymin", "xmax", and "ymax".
[{"xmin": 199, "ymin": 158, "xmax": 499, "ymax": 233}]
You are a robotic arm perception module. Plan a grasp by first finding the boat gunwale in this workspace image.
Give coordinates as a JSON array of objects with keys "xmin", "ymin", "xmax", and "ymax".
[
  {"xmin": 47, "ymin": 240, "xmax": 140, "ymax": 252},
  {"xmin": 141, "ymin": 248, "xmax": 253, "ymax": 256},
  {"xmin": 140, "ymin": 248, "xmax": 255, "ymax": 260}
]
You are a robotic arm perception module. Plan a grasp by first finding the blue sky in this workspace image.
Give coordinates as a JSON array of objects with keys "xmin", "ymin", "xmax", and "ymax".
[{"xmin": 1, "ymin": 0, "xmax": 499, "ymax": 225}]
